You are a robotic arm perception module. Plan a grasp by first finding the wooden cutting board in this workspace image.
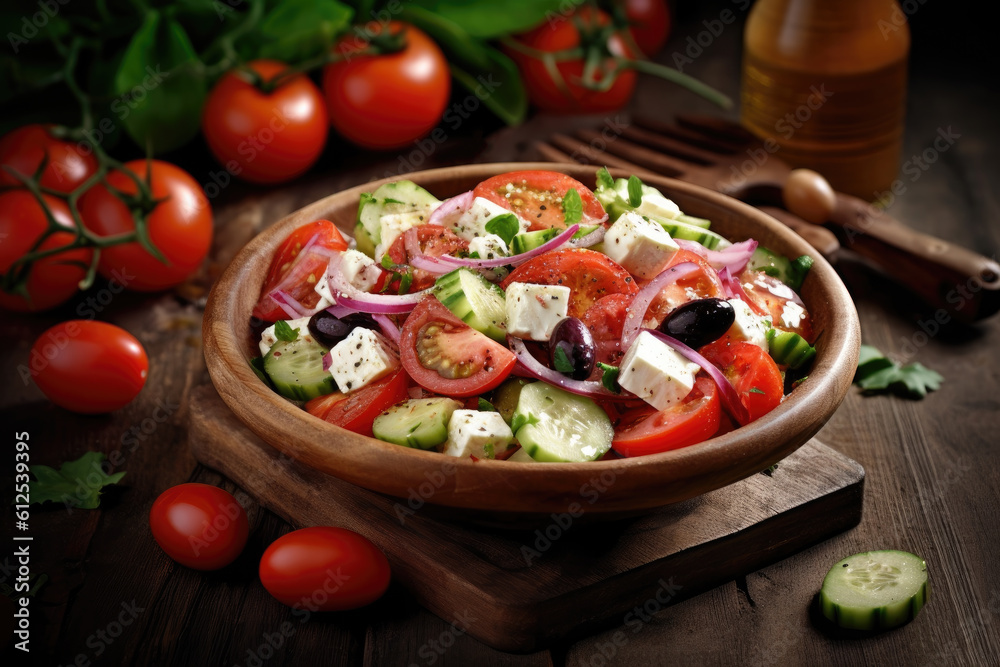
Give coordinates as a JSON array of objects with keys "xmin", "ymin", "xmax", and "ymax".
[{"xmin": 189, "ymin": 384, "xmax": 864, "ymax": 653}]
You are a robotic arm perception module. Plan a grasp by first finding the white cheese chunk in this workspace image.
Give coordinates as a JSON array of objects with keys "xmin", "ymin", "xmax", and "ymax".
[
  {"xmin": 618, "ymin": 330, "xmax": 701, "ymax": 411},
  {"xmin": 614, "ymin": 180, "xmax": 681, "ymax": 220},
  {"xmin": 374, "ymin": 207, "xmax": 433, "ymax": 260},
  {"xmin": 314, "ymin": 264, "xmax": 335, "ymax": 309},
  {"xmin": 467, "ymin": 233, "xmax": 509, "ymax": 260},
  {"xmin": 602, "ymin": 211, "xmax": 679, "ymax": 279},
  {"xmin": 327, "ymin": 328, "xmax": 399, "ymax": 393},
  {"xmin": 340, "ymin": 249, "xmax": 382, "ymax": 293},
  {"xmin": 504, "ymin": 283, "xmax": 570, "ymax": 342},
  {"xmin": 727, "ymin": 298, "xmax": 771, "ymax": 350},
  {"xmin": 258, "ymin": 316, "xmax": 312, "ymax": 356},
  {"xmin": 451, "ymin": 197, "xmax": 529, "ymax": 242},
  {"xmin": 780, "ymin": 301, "xmax": 806, "ymax": 330},
  {"xmin": 442, "ymin": 410, "xmax": 514, "ymax": 459}
]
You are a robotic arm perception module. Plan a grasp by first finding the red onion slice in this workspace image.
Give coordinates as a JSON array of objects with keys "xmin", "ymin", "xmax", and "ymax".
[
  {"xmin": 718, "ymin": 267, "xmax": 769, "ymax": 317},
  {"xmin": 270, "ymin": 290, "xmax": 305, "ymax": 319},
  {"xmin": 322, "ymin": 351, "xmax": 332, "ymax": 372},
  {"xmin": 432, "ymin": 224, "xmax": 581, "ymax": 269},
  {"xmin": 325, "ymin": 303, "xmax": 359, "ymax": 319},
  {"xmin": 620, "ymin": 262, "xmax": 700, "ymax": 349},
  {"xmin": 325, "ymin": 253, "xmax": 430, "ymax": 314},
  {"xmin": 372, "ymin": 313, "xmax": 401, "ymax": 344},
  {"xmin": 508, "ymin": 336, "xmax": 621, "ymax": 399},
  {"xmin": 428, "ymin": 190, "xmax": 474, "ymax": 227},
  {"xmin": 675, "ymin": 238, "xmax": 758, "ymax": 274}
]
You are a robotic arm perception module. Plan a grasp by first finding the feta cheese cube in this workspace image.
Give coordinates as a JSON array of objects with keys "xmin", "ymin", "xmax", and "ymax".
[
  {"xmin": 614, "ymin": 180, "xmax": 681, "ymax": 220},
  {"xmin": 375, "ymin": 206, "xmax": 433, "ymax": 259},
  {"xmin": 327, "ymin": 328, "xmax": 399, "ymax": 393},
  {"xmin": 727, "ymin": 298, "xmax": 771, "ymax": 350},
  {"xmin": 504, "ymin": 283, "xmax": 570, "ymax": 341},
  {"xmin": 259, "ymin": 316, "xmax": 312, "ymax": 356},
  {"xmin": 314, "ymin": 264, "xmax": 335, "ymax": 309},
  {"xmin": 451, "ymin": 197, "xmax": 529, "ymax": 242},
  {"xmin": 618, "ymin": 331, "xmax": 701, "ymax": 411},
  {"xmin": 467, "ymin": 233, "xmax": 509, "ymax": 260},
  {"xmin": 442, "ymin": 410, "xmax": 514, "ymax": 459},
  {"xmin": 780, "ymin": 301, "xmax": 806, "ymax": 330},
  {"xmin": 602, "ymin": 211, "xmax": 679, "ymax": 279},
  {"xmin": 340, "ymin": 249, "xmax": 382, "ymax": 292}
]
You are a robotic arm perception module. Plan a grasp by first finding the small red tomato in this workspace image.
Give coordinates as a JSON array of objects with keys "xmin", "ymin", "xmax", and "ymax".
[
  {"xmin": 259, "ymin": 527, "xmax": 391, "ymax": 611},
  {"xmin": 150, "ymin": 483, "xmax": 249, "ymax": 571},
  {"xmin": 30, "ymin": 321, "xmax": 148, "ymax": 413},
  {"xmin": 0, "ymin": 124, "xmax": 98, "ymax": 193}
]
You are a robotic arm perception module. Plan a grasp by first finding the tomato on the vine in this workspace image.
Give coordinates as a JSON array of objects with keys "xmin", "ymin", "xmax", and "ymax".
[
  {"xmin": 624, "ymin": 0, "xmax": 672, "ymax": 56},
  {"xmin": 150, "ymin": 483, "xmax": 249, "ymax": 570},
  {"xmin": 202, "ymin": 60, "xmax": 329, "ymax": 185},
  {"xmin": 0, "ymin": 124, "xmax": 97, "ymax": 193},
  {"xmin": 79, "ymin": 159, "xmax": 212, "ymax": 292},
  {"xmin": 322, "ymin": 22, "xmax": 450, "ymax": 150},
  {"xmin": 0, "ymin": 190, "xmax": 93, "ymax": 312}
]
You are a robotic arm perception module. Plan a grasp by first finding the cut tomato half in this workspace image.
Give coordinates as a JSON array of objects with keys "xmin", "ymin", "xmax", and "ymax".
[{"xmin": 473, "ymin": 170, "xmax": 607, "ymax": 231}]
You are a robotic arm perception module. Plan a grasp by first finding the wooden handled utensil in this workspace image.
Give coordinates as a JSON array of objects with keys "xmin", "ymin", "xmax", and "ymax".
[{"xmin": 534, "ymin": 115, "xmax": 1000, "ymax": 323}]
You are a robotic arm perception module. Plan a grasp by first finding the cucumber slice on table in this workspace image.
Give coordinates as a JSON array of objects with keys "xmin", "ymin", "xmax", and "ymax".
[
  {"xmin": 511, "ymin": 382, "xmax": 613, "ymax": 462},
  {"xmin": 373, "ymin": 397, "xmax": 462, "ymax": 449},
  {"xmin": 355, "ymin": 180, "xmax": 440, "ymax": 257},
  {"xmin": 433, "ymin": 268, "xmax": 507, "ymax": 342},
  {"xmin": 263, "ymin": 337, "xmax": 335, "ymax": 401},
  {"xmin": 819, "ymin": 550, "xmax": 929, "ymax": 631}
]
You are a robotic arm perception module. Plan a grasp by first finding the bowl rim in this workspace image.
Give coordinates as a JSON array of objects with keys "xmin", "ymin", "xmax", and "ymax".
[{"xmin": 203, "ymin": 162, "xmax": 860, "ymax": 517}]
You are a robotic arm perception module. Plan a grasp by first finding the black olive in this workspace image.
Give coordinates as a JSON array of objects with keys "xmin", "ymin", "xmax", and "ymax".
[
  {"xmin": 308, "ymin": 311, "xmax": 377, "ymax": 348},
  {"xmin": 661, "ymin": 298, "xmax": 735, "ymax": 349},
  {"xmin": 549, "ymin": 317, "xmax": 596, "ymax": 381}
]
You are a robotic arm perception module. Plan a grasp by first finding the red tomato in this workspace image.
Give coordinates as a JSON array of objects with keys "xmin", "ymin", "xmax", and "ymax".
[
  {"xmin": 29, "ymin": 320, "xmax": 148, "ymax": 413},
  {"xmin": 613, "ymin": 375, "xmax": 720, "ymax": 456},
  {"xmin": 150, "ymin": 483, "xmax": 249, "ymax": 570},
  {"xmin": 0, "ymin": 124, "xmax": 97, "ymax": 193},
  {"xmin": 700, "ymin": 339, "xmax": 783, "ymax": 424},
  {"xmin": 399, "ymin": 297, "xmax": 516, "ymax": 398},
  {"xmin": 0, "ymin": 191, "xmax": 93, "ymax": 312},
  {"xmin": 508, "ymin": 7, "xmax": 637, "ymax": 113},
  {"xmin": 323, "ymin": 22, "xmax": 450, "ymax": 150},
  {"xmin": 473, "ymin": 170, "xmax": 608, "ymax": 231},
  {"xmin": 739, "ymin": 269, "xmax": 814, "ymax": 341},
  {"xmin": 305, "ymin": 368, "xmax": 410, "ymax": 437},
  {"xmin": 79, "ymin": 160, "xmax": 213, "ymax": 291},
  {"xmin": 582, "ymin": 292, "xmax": 633, "ymax": 368},
  {"xmin": 202, "ymin": 60, "xmax": 328, "ymax": 184},
  {"xmin": 625, "ymin": 0, "xmax": 672, "ymax": 56},
  {"xmin": 501, "ymin": 248, "xmax": 638, "ymax": 319},
  {"xmin": 643, "ymin": 249, "xmax": 725, "ymax": 326},
  {"xmin": 253, "ymin": 220, "xmax": 349, "ymax": 322},
  {"xmin": 259, "ymin": 526, "xmax": 390, "ymax": 611},
  {"xmin": 386, "ymin": 225, "xmax": 468, "ymax": 292}
]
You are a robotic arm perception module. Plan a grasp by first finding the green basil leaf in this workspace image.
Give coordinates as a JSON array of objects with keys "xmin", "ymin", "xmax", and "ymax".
[
  {"xmin": 274, "ymin": 320, "xmax": 299, "ymax": 342},
  {"xmin": 552, "ymin": 346, "xmax": 575, "ymax": 374},
  {"xmin": 396, "ymin": 5, "xmax": 493, "ymax": 71},
  {"xmin": 478, "ymin": 398, "xmax": 497, "ymax": 412},
  {"xmin": 597, "ymin": 362, "xmax": 620, "ymax": 394},
  {"xmin": 485, "ymin": 213, "xmax": 519, "ymax": 246},
  {"xmin": 27, "ymin": 452, "xmax": 125, "ymax": 509},
  {"xmin": 562, "ymin": 188, "xmax": 583, "ymax": 225},
  {"xmin": 406, "ymin": 0, "xmax": 576, "ymax": 38},
  {"xmin": 627, "ymin": 175, "xmax": 643, "ymax": 208},
  {"xmin": 257, "ymin": 0, "xmax": 353, "ymax": 62},
  {"xmin": 596, "ymin": 166, "xmax": 615, "ymax": 191}
]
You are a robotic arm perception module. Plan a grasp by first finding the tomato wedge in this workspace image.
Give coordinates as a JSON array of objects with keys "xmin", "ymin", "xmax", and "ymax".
[
  {"xmin": 253, "ymin": 220, "xmax": 348, "ymax": 322},
  {"xmin": 581, "ymin": 292, "xmax": 633, "ymax": 370},
  {"xmin": 612, "ymin": 375, "xmax": 720, "ymax": 456},
  {"xmin": 473, "ymin": 170, "xmax": 607, "ymax": 231},
  {"xmin": 400, "ymin": 297, "xmax": 515, "ymax": 397},
  {"xmin": 386, "ymin": 224, "xmax": 468, "ymax": 293},
  {"xmin": 739, "ymin": 269, "xmax": 814, "ymax": 341},
  {"xmin": 642, "ymin": 249, "xmax": 725, "ymax": 327},
  {"xmin": 501, "ymin": 248, "xmax": 638, "ymax": 319},
  {"xmin": 700, "ymin": 339, "xmax": 783, "ymax": 424},
  {"xmin": 305, "ymin": 368, "xmax": 410, "ymax": 437}
]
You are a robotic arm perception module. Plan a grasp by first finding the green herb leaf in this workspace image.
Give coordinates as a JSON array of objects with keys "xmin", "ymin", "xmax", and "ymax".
[
  {"xmin": 854, "ymin": 345, "xmax": 943, "ymax": 398},
  {"xmin": 405, "ymin": 0, "xmax": 575, "ymax": 38},
  {"xmin": 552, "ymin": 346, "xmax": 575, "ymax": 374},
  {"xmin": 274, "ymin": 320, "xmax": 299, "ymax": 342},
  {"xmin": 562, "ymin": 188, "xmax": 583, "ymax": 225},
  {"xmin": 627, "ymin": 175, "xmax": 643, "ymax": 208},
  {"xmin": 397, "ymin": 271, "xmax": 413, "ymax": 295},
  {"xmin": 787, "ymin": 255, "xmax": 814, "ymax": 291},
  {"xmin": 597, "ymin": 362, "xmax": 620, "ymax": 394},
  {"xmin": 249, "ymin": 356, "xmax": 272, "ymax": 387},
  {"xmin": 27, "ymin": 452, "xmax": 126, "ymax": 509},
  {"xmin": 485, "ymin": 213, "xmax": 520, "ymax": 246},
  {"xmin": 380, "ymin": 254, "xmax": 395, "ymax": 270},
  {"xmin": 256, "ymin": 0, "xmax": 353, "ymax": 62},
  {"xmin": 448, "ymin": 49, "xmax": 527, "ymax": 126},
  {"xmin": 749, "ymin": 387, "xmax": 766, "ymax": 395},
  {"xmin": 596, "ymin": 167, "xmax": 615, "ymax": 191},
  {"xmin": 478, "ymin": 398, "xmax": 497, "ymax": 412}
]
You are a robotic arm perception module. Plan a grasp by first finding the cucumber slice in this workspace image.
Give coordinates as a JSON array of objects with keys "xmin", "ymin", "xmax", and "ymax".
[
  {"xmin": 675, "ymin": 213, "xmax": 711, "ymax": 229},
  {"xmin": 506, "ymin": 447, "xmax": 538, "ymax": 463},
  {"xmin": 658, "ymin": 218, "xmax": 731, "ymax": 249},
  {"xmin": 263, "ymin": 337, "xmax": 335, "ymax": 400},
  {"xmin": 373, "ymin": 397, "xmax": 462, "ymax": 449},
  {"xmin": 433, "ymin": 268, "xmax": 507, "ymax": 342},
  {"xmin": 747, "ymin": 246, "xmax": 814, "ymax": 290},
  {"xmin": 510, "ymin": 228, "xmax": 559, "ymax": 256},
  {"xmin": 767, "ymin": 329, "xmax": 817, "ymax": 370},
  {"xmin": 356, "ymin": 181, "xmax": 440, "ymax": 258},
  {"xmin": 511, "ymin": 382, "xmax": 613, "ymax": 462},
  {"xmin": 491, "ymin": 377, "xmax": 533, "ymax": 425},
  {"xmin": 819, "ymin": 550, "xmax": 928, "ymax": 631}
]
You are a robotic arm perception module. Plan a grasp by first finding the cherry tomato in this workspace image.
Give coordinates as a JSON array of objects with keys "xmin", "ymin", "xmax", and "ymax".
[
  {"xmin": 0, "ymin": 124, "xmax": 97, "ymax": 193},
  {"xmin": 386, "ymin": 225, "xmax": 468, "ymax": 292},
  {"xmin": 202, "ymin": 60, "xmax": 329, "ymax": 185},
  {"xmin": 253, "ymin": 220, "xmax": 349, "ymax": 322},
  {"xmin": 150, "ymin": 483, "xmax": 249, "ymax": 570},
  {"xmin": 260, "ymin": 526, "xmax": 391, "ymax": 611},
  {"xmin": 739, "ymin": 269, "xmax": 814, "ymax": 341},
  {"xmin": 0, "ymin": 191, "xmax": 93, "ymax": 312},
  {"xmin": 399, "ymin": 297, "xmax": 516, "ymax": 398},
  {"xmin": 507, "ymin": 7, "xmax": 637, "ymax": 114},
  {"xmin": 305, "ymin": 368, "xmax": 410, "ymax": 437},
  {"xmin": 30, "ymin": 320, "xmax": 148, "ymax": 413},
  {"xmin": 613, "ymin": 374, "xmax": 720, "ymax": 456},
  {"xmin": 642, "ymin": 249, "xmax": 725, "ymax": 327},
  {"xmin": 473, "ymin": 170, "xmax": 608, "ymax": 231},
  {"xmin": 624, "ymin": 0, "xmax": 672, "ymax": 56},
  {"xmin": 700, "ymin": 339, "xmax": 783, "ymax": 424},
  {"xmin": 322, "ymin": 22, "xmax": 450, "ymax": 150},
  {"xmin": 501, "ymin": 248, "xmax": 638, "ymax": 319},
  {"xmin": 79, "ymin": 160, "xmax": 213, "ymax": 292}
]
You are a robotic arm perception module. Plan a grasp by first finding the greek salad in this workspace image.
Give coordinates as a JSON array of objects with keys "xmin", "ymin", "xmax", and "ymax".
[{"xmin": 248, "ymin": 169, "xmax": 817, "ymax": 463}]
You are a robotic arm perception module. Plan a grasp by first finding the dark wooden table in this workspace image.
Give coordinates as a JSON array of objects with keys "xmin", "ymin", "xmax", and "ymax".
[{"xmin": 4, "ymin": 1, "xmax": 999, "ymax": 665}]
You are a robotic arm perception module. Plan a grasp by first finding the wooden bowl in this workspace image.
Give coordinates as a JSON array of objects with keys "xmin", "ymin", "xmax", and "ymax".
[{"xmin": 203, "ymin": 163, "xmax": 860, "ymax": 526}]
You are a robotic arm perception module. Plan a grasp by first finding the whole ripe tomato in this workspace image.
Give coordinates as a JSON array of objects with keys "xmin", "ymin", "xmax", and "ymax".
[
  {"xmin": 202, "ymin": 60, "xmax": 329, "ymax": 184},
  {"xmin": 150, "ymin": 483, "xmax": 249, "ymax": 570},
  {"xmin": 0, "ymin": 191, "xmax": 94, "ymax": 312},
  {"xmin": 79, "ymin": 159, "xmax": 212, "ymax": 291},
  {"xmin": 29, "ymin": 320, "xmax": 148, "ymax": 413},
  {"xmin": 0, "ymin": 124, "xmax": 97, "ymax": 193},
  {"xmin": 322, "ymin": 22, "xmax": 450, "ymax": 150},
  {"xmin": 625, "ymin": 0, "xmax": 672, "ymax": 56},
  {"xmin": 259, "ymin": 526, "xmax": 391, "ymax": 611},
  {"xmin": 508, "ymin": 7, "xmax": 637, "ymax": 113}
]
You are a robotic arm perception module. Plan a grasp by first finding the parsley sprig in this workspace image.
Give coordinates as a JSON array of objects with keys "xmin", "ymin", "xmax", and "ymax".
[{"xmin": 854, "ymin": 345, "xmax": 943, "ymax": 398}]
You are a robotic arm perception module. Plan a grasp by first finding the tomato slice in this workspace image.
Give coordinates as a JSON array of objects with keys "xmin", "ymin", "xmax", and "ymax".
[
  {"xmin": 473, "ymin": 170, "xmax": 607, "ymax": 231},
  {"xmin": 501, "ymin": 248, "xmax": 638, "ymax": 319},
  {"xmin": 400, "ymin": 297, "xmax": 515, "ymax": 397},
  {"xmin": 612, "ymin": 375, "xmax": 721, "ymax": 456},
  {"xmin": 386, "ymin": 224, "xmax": 468, "ymax": 293},
  {"xmin": 739, "ymin": 269, "xmax": 814, "ymax": 341},
  {"xmin": 581, "ymin": 292, "xmax": 633, "ymax": 371},
  {"xmin": 253, "ymin": 220, "xmax": 349, "ymax": 322},
  {"xmin": 700, "ymin": 339, "xmax": 783, "ymax": 424},
  {"xmin": 642, "ymin": 249, "xmax": 725, "ymax": 327},
  {"xmin": 305, "ymin": 368, "xmax": 410, "ymax": 437}
]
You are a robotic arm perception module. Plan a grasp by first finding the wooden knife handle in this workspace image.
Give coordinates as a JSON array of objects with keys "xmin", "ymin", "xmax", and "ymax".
[{"xmin": 827, "ymin": 193, "xmax": 1000, "ymax": 323}]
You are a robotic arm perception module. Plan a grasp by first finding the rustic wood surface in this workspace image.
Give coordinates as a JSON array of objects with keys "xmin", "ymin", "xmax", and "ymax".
[{"xmin": 3, "ymin": 1, "xmax": 999, "ymax": 665}]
